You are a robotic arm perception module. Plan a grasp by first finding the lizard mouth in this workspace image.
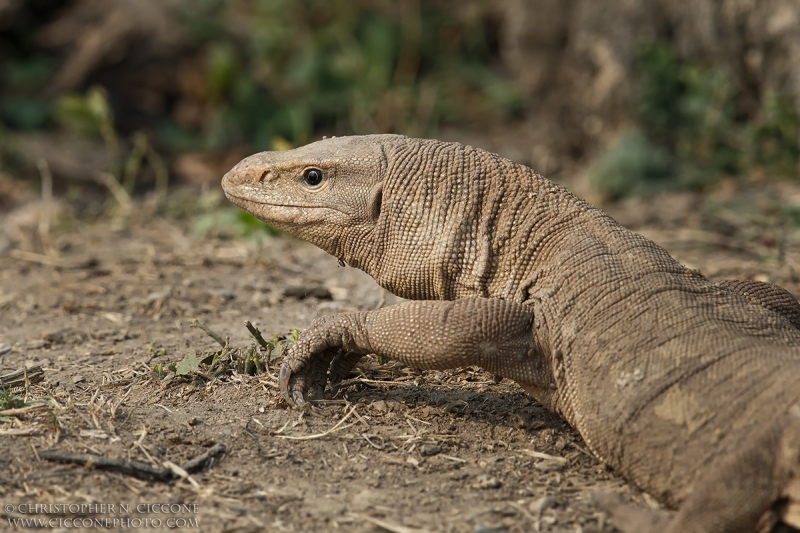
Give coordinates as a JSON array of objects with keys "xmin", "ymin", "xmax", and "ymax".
[{"xmin": 224, "ymin": 190, "xmax": 352, "ymax": 217}]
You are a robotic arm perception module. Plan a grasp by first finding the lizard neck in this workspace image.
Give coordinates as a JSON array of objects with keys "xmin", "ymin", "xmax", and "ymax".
[{"xmin": 366, "ymin": 138, "xmax": 604, "ymax": 302}]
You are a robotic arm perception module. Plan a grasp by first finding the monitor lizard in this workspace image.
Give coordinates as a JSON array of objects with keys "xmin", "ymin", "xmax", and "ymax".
[{"xmin": 222, "ymin": 134, "xmax": 800, "ymax": 533}]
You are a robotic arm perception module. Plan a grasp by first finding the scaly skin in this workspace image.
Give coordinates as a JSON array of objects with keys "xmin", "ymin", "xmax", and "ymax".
[{"xmin": 222, "ymin": 134, "xmax": 800, "ymax": 533}]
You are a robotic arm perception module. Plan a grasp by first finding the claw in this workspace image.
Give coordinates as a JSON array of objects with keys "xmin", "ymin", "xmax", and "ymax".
[
  {"xmin": 279, "ymin": 363, "xmax": 294, "ymax": 405},
  {"xmin": 292, "ymin": 390, "xmax": 306, "ymax": 407},
  {"xmin": 279, "ymin": 362, "xmax": 308, "ymax": 407}
]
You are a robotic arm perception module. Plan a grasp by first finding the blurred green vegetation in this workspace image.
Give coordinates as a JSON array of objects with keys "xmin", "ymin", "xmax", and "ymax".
[
  {"xmin": 0, "ymin": 0, "xmax": 520, "ymax": 239},
  {"xmin": 170, "ymin": 0, "xmax": 519, "ymax": 151},
  {"xmin": 0, "ymin": 57, "xmax": 54, "ymax": 131},
  {"xmin": 2, "ymin": 2, "xmax": 800, "ymax": 207},
  {"xmin": 0, "ymin": 1, "xmax": 518, "ymax": 154},
  {"xmin": 591, "ymin": 41, "xmax": 800, "ymax": 199},
  {"xmin": 191, "ymin": 198, "xmax": 283, "ymax": 241},
  {"xmin": 587, "ymin": 131, "xmax": 676, "ymax": 199}
]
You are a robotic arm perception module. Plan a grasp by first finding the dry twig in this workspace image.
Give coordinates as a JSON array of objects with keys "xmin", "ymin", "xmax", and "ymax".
[
  {"xmin": 350, "ymin": 513, "xmax": 431, "ymax": 533},
  {"xmin": 190, "ymin": 319, "xmax": 226, "ymax": 348},
  {"xmin": 244, "ymin": 321, "xmax": 270, "ymax": 350},
  {"xmin": 275, "ymin": 405, "xmax": 360, "ymax": 441},
  {"xmin": 40, "ymin": 443, "xmax": 226, "ymax": 482},
  {"xmin": 0, "ymin": 366, "xmax": 44, "ymax": 388},
  {"xmin": 0, "ymin": 427, "xmax": 39, "ymax": 436},
  {"xmin": 0, "ymin": 403, "xmax": 48, "ymax": 417}
]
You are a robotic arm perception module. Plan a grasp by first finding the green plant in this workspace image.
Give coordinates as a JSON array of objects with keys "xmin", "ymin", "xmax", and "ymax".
[
  {"xmin": 594, "ymin": 41, "xmax": 800, "ymax": 199},
  {"xmin": 589, "ymin": 131, "xmax": 676, "ymax": 199},
  {"xmin": 637, "ymin": 42, "xmax": 742, "ymax": 186},
  {"xmin": 745, "ymin": 92, "xmax": 800, "ymax": 177},
  {"xmin": 54, "ymin": 86, "xmax": 117, "ymax": 141},
  {"xmin": 152, "ymin": 323, "xmax": 300, "ymax": 386},
  {"xmin": 54, "ymin": 86, "xmax": 169, "ymax": 197},
  {"xmin": 0, "ymin": 388, "xmax": 28, "ymax": 423},
  {"xmin": 167, "ymin": 0, "xmax": 519, "ymax": 151},
  {"xmin": 192, "ymin": 208, "xmax": 281, "ymax": 240},
  {"xmin": 0, "ymin": 56, "xmax": 54, "ymax": 130},
  {"xmin": 0, "ymin": 388, "xmax": 26, "ymax": 410}
]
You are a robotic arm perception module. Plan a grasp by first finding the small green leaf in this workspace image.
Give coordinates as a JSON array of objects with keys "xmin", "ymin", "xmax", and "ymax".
[
  {"xmin": 175, "ymin": 353, "xmax": 202, "ymax": 375},
  {"xmin": 269, "ymin": 344, "xmax": 284, "ymax": 361}
]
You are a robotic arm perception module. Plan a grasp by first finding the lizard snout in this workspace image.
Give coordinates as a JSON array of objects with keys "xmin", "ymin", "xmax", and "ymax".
[{"xmin": 221, "ymin": 156, "xmax": 271, "ymax": 191}]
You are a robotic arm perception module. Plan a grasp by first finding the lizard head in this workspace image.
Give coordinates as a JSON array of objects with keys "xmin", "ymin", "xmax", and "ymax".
[
  {"xmin": 224, "ymin": 134, "xmax": 535, "ymax": 300},
  {"xmin": 222, "ymin": 135, "xmax": 395, "ymax": 270}
]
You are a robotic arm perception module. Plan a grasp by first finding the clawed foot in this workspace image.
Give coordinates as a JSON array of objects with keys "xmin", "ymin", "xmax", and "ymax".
[
  {"xmin": 278, "ymin": 363, "xmax": 308, "ymax": 407},
  {"xmin": 279, "ymin": 349, "xmax": 364, "ymax": 407}
]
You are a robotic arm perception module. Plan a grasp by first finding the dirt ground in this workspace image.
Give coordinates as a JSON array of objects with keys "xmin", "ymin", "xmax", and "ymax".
[{"xmin": 1, "ymin": 181, "xmax": 799, "ymax": 533}]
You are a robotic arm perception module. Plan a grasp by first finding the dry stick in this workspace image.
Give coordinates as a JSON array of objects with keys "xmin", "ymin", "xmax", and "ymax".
[
  {"xmin": 94, "ymin": 171, "xmax": 132, "ymax": 212},
  {"xmin": 36, "ymin": 158, "xmax": 55, "ymax": 256},
  {"xmin": 0, "ymin": 403, "xmax": 47, "ymax": 417},
  {"xmin": 350, "ymin": 513, "xmax": 431, "ymax": 533},
  {"xmin": 180, "ymin": 443, "xmax": 226, "ymax": 472},
  {"xmin": 122, "ymin": 131, "xmax": 148, "ymax": 193},
  {"xmin": 335, "ymin": 377, "xmax": 413, "ymax": 390},
  {"xmin": 135, "ymin": 442, "xmax": 157, "ymax": 467},
  {"xmin": 40, "ymin": 451, "xmax": 171, "ymax": 481},
  {"xmin": 30, "ymin": 443, "xmax": 41, "ymax": 462},
  {"xmin": 362, "ymin": 434, "xmax": 385, "ymax": 449},
  {"xmin": 154, "ymin": 403, "xmax": 173, "ymax": 414},
  {"xmin": 8, "ymin": 250, "xmax": 75, "ymax": 268},
  {"xmin": 507, "ymin": 501, "xmax": 539, "ymax": 527},
  {"xmin": 109, "ymin": 385, "xmax": 134, "ymax": 419},
  {"xmin": 271, "ymin": 420, "xmax": 292, "ymax": 436},
  {"xmin": 163, "ymin": 461, "xmax": 200, "ymax": 489},
  {"xmin": 190, "ymin": 319, "xmax": 226, "ymax": 348},
  {"xmin": 0, "ymin": 427, "xmax": 38, "ymax": 436},
  {"xmin": 119, "ymin": 405, "xmax": 137, "ymax": 428},
  {"xmin": 147, "ymin": 142, "xmax": 169, "ymax": 203},
  {"xmin": 0, "ymin": 366, "xmax": 44, "ymax": 388},
  {"xmin": 23, "ymin": 365, "xmax": 29, "ymax": 403},
  {"xmin": 519, "ymin": 449, "xmax": 568, "ymax": 464},
  {"xmin": 244, "ymin": 321, "xmax": 270, "ymax": 350},
  {"xmin": 9, "ymin": 251, "xmax": 98, "ymax": 271},
  {"xmin": 39, "ymin": 443, "xmax": 226, "ymax": 482},
  {"xmin": 276, "ymin": 405, "xmax": 359, "ymax": 441}
]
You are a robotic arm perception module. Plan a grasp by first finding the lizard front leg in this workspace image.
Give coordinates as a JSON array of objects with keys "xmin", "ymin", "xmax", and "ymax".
[{"xmin": 279, "ymin": 298, "xmax": 549, "ymax": 406}]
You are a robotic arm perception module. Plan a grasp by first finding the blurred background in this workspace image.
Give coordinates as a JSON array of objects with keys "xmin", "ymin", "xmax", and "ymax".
[{"xmin": 1, "ymin": 0, "xmax": 800, "ymax": 238}]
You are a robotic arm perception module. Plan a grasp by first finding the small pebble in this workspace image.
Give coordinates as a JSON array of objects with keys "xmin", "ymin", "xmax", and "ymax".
[
  {"xmin": 420, "ymin": 444, "xmax": 441, "ymax": 456},
  {"xmin": 473, "ymin": 474, "xmax": 502, "ymax": 489},
  {"xmin": 530, "ymin": 496, "xmax": 557, "ymax": 514}
]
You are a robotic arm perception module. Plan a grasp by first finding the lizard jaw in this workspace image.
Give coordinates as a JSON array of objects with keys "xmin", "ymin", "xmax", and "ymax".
[{"xmin": 224, "ymin": 190, "xmax": 350, "ymax": 225}]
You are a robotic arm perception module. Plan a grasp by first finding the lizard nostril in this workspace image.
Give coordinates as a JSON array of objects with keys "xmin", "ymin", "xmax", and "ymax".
[{"xmin": 259, "ymin": 171, "xmax": 267, "ymax": 183}]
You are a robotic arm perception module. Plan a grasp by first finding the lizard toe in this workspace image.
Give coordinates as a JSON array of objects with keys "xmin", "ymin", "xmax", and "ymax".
[
  {"xmin": 292, "ymin": 389, "xmax": 307, "ymax": 407},
  {"xmin": 279, "ymin": 363, "xmax": 295, "ymax": 405},
  {"xmin": 329, "ymin": 351, "xmax": 364, "ymax": 384},
  {"xmin": 279, "ymin": 364, "xmax": 313, "ymax": 407},
  {"xmin": 280, "ymin": 348, "xmax": 339, "ymax": 407}
]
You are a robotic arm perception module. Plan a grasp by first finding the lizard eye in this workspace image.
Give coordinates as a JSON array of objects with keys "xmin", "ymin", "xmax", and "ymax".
[{"xmin": 303, "ymin": 168, "xmax": 324, "ymax": 187}]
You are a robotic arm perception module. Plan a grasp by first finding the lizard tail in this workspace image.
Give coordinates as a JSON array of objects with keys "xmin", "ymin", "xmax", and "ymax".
[{"xmin": 599, "ymin": 406, "xmax": 800, "ymax": 533}]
